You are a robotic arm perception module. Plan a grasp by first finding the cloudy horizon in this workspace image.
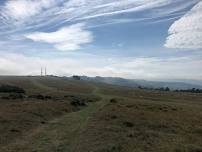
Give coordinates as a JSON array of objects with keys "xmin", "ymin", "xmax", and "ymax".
[{"xmin": 0, "ymin": 0, "xmax": 201, "ymax": 81}]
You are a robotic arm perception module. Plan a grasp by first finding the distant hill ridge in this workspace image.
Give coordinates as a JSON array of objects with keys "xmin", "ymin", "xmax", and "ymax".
[{"xmin": 70, "ymin": 76, "xmax": 202, "ymax": 90}]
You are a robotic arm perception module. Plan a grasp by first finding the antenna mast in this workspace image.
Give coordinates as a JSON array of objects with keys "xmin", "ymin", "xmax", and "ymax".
[
  {"xmin": 45, "ymin": 67, "xmax": 47, "ymax": 76},
  {"xmin": 41, "ymin": 67, "xmax": 43, "ymax": 76}
]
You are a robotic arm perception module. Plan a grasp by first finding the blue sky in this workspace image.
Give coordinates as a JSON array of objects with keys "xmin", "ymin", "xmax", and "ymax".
[{"xmin": 0, "ymin": 0, "xmax": 201, "ymax": 81}]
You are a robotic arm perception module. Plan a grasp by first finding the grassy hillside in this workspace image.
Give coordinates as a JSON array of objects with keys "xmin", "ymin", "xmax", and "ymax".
[{"xmin": 0, "ymin": 76, "xmax": 202, "ymax": 152}]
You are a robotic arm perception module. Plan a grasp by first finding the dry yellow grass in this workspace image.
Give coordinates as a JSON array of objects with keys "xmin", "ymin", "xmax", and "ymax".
[{"xmin": 0, "ymin": 76, "xmax": 202, "ymax": 152}]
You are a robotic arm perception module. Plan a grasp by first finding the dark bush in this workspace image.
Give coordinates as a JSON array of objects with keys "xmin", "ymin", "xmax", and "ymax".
[
  {"xmin": 72, "ymin": 75, "xmax": 81, "ymax": 80},
  {"xmin": 71, "ymin": 100, "xmax": 86, "ymax": 106},
  {"xmin": 44, "ymin": 95, "xmax": 52, "ymax": 99},
  {"xmin": 1, "ymin": 93, "xmax": 25, "ymax": 100},
  {"xmin": 65, "ymin": 95, "xmax": 87, "ymax": 106},
  {"xmin": 138, "ymin": 86, "xmax": 171, "ymax": 92},
  {"xmin": 110, "ymin": 98, "xmax": 118, "ymax": 103},
  {"xmin": 1, "ymin": 96, "xmax": 10, "ymax": 100},
  {"xmin": 10, "ymin": 129, "xmax": 20, "ymax": 133},
  {"xmin": 110, "ymin": 115, "xmax": 118, "ymax": 119},
  {"xmin": 29, "ymin": 94, "xmax": 45, "ymax": 100},
  {"xmin": 0, "ymin": 85, "xmax": 25, "ymax": 94},
  {"xmin": 175, "ymin": 88, "xmax": 202, "ymax": 93},
  {"xmin": 64, "ymin": 95, "xmax": 100, "ymax": 103},
  {"xmin": 123, "ymin": 121, "xmax": 134, "ymax": 128},
  {"xmin": 28, "ymin": 94, "xmax": 51, "ymax": 100}
]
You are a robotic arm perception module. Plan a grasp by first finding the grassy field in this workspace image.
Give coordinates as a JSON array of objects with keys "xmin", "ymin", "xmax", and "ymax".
[{"xmin": 0, "ymin": 76, "xmax": 202, "ymax": 152}]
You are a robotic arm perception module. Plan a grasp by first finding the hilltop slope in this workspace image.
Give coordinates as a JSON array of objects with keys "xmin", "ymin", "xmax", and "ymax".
[{"xmin": 0, "ymin": 76, "xmax": 202, "ymax": 152}]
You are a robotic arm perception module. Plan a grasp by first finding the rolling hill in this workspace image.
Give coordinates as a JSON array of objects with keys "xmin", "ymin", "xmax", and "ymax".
[
  {"xmin": 78, "ymin": 76, "xmax": 202, "ymax": 90},
  {"xmin": 0, "ymin": 76, "xmax": 202, "ymax": 152}
]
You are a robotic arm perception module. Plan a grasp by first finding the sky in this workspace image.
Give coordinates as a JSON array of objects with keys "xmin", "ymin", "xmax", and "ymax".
[{"xmin": 0, "ymin": 0, "xmax": 202, "ymax": 81}]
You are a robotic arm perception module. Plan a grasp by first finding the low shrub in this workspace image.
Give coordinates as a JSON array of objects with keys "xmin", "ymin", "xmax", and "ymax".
[
  {"xmin": 0, "ymin": 85, "xmax": 25, "ymax": 94},
  {"xmin": 28, "ymin": 94, "xmax": 51, "ymax": 100},
  {"xmin": 1, "ymin": 93, "xmax": 25, "ymax": 100}
]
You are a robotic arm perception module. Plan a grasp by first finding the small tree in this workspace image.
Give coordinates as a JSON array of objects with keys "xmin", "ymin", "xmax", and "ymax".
[
  {"xmin": 165, "ymin": 87, "xmax": 170, "ymax": 91},
  {"xmin": 72, "ymin": 75, "xmax": 81, "ymax": 80}
]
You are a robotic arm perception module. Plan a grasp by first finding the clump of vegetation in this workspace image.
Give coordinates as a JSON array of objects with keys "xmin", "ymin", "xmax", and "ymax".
[
  {"xmin": 175, "ymin": 88, "xmax": 202, "ymax": 93},
  {"xmin": 138, "ymin": 86, "xmax": 170, "ymax": 92},
  {"xmin": 64, "ymin": 95, "xmax": 87, "ymax": 106},
  {"xmin": 64, "ymin": 94, "xmax": 101, "ymax": 103},
  {"xmin": 70, "ymin": 100, "xmax": 87, "ymax": 107},
  {"xmin": 0, "ymin": 85, "xmax": 25, "ymax": 94},
  {"xmin": 72, "ymin": 75, "xmax": 81, "ymax": 80},
  {"xmin": 123, "ymin": 121, "xmax": 134, "ymax": 128},
  {"xmin": 138, "ymin": 85, "xmax": 202, "ymax": 93},
  {"xmin": 64, "ymin": 94, "xmax": 101, "ymax": 107},
  {"xmin": 1, "ymin": 93, "xmax": 25, "ymax": 100},
  {"xmin": 28, "ymin": 94, "xmax": 52, "ymax": 100},
  {"xmin": 110, "ymin": 98, "xmax": 118, "ymax": 103},
  {"xmin": 110, "ymin": 115, "xmax": 118, "ymax": 119}
]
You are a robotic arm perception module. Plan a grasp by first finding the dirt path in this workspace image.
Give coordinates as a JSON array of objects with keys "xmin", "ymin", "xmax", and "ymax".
[{"xmin": 2, "ymin": 87, "xmax": 109, "ymax": 152}]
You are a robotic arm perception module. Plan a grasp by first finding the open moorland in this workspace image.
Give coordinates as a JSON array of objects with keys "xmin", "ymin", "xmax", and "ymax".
[{"xmin": 0, "ymin": 76, "xmax": 202, "ymax": 152}]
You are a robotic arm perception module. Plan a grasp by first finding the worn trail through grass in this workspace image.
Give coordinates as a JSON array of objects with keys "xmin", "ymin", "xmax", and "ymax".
[{"xmin": 2, "ymin": 86, "xmax": 109, "ymax": 152}]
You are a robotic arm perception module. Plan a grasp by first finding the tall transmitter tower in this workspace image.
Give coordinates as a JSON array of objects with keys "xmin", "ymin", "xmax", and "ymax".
[{"xmin": 40, "ymin": 67, "xmax": 47, "ymax": 76}]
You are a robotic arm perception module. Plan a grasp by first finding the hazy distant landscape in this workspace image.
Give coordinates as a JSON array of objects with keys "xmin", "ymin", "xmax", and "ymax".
[{"xmin": 78, "ymin": 76, "xmax": 202, "ymax": 90}]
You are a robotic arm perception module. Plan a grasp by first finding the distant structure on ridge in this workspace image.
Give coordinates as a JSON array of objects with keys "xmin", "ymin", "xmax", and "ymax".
[
  {"xmin": 40, "ymin": 67, "xmax": 47, "ymax": 76},
  {"xmin": 41, "ymin": 67, "xmax": 43, "ymax": 76},
  {"xmin": 45, "ymin": 68, "xmax": 47, "ymax": 76}
]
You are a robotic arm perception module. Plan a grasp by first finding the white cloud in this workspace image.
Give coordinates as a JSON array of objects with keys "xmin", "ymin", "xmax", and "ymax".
[
  {"xmin": 165, "ymin": 1, "xmax": 202, "ymax": 49},
  {"xmin": 0, "ymin": 53, "xmax": 201, "ymax": 81},
  {"xmin": 25, "ymin": 23, "xmax": 93, "ymax": 51},
  {"xmin": 1, "ymin": 0, "xmax": 58, "ymax": 22}
]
